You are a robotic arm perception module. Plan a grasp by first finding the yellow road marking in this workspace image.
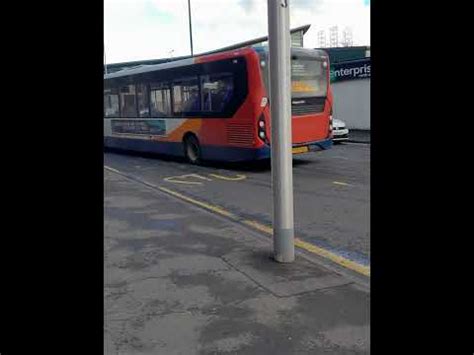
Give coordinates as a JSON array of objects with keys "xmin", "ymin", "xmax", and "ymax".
[
  {"xmin": 104, "ymin": 166, "xmax": 121, "ymax": 174},
  {"xmin": 158, "ymin": 186, "xmax": 236, "ymax": 219},
  {"xmin": 163, "ymin": 178, "xmax": 202, "ymax": 185},
  {"xmin": 209, "ymin": 173, "xmax": 247, "ymax": 181},
  {"xmin": 333, "ymin": 181, "xmax": 350, "ymax": 186},
  {"xmin": 163, "ymin": 173, "xmax": 212, "ymax": 185},
  {"xmin": 185, "ymin": 174, "xmax": 213, "ymax": 181},
  {"xmin": 294, "ymin": 238, "xmax": 370, "ymax": 277},
  {"xmin": 243, "ymin": 220, "xmax": 274, "ymax": 234}
]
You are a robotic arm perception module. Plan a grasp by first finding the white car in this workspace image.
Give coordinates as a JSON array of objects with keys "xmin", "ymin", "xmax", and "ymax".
[{"xmin": 332, "ymin": 118, "xmax": 349, "ymax": 142}]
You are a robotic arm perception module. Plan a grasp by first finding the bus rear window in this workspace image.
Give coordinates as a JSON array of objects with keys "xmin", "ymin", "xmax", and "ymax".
[{"xmin": 291, "ymin": 58, "xmax": 327, "ymax": 98}]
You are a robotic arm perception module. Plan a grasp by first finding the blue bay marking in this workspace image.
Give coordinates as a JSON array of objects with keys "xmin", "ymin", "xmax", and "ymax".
[{"xmin": 305, "ymin": 236, "xmax": 370, "ymax": 267}]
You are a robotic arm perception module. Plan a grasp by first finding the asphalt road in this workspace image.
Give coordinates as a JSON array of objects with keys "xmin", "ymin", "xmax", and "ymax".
[{"xmin": 104, "ymin": 142, "xmax": 370, "ymax": 265}]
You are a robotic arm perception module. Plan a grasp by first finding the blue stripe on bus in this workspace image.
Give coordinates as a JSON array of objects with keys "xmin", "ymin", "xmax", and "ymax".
[
  {"xmin": 104, "ymin": 137, "xmax": 332, "ymax": 162},
  {"xmin": 307, "ymin": 138, "xmax": 333, "ymax": 151},
  {"xmin": 201, "ymin": 145, "xmax": 271, "ymax": 161},
  {"xmin": 104, "ymin": 137, "xmax": 184, "ymax": 157}
]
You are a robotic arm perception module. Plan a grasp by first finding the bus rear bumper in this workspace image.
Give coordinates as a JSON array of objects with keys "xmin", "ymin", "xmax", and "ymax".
[
  {"xmin": 205, "ymin": 138, "xmax": 333, "ymax": 162},
  {"xmin": 303, "ymin": 138, "xmax": 333, "ymax": 152},
  {"xmin": 217, "ymin": 138, "xmax": 333, "ymax": 161}
]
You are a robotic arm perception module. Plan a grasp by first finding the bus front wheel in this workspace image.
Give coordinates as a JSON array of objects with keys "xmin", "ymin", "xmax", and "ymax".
[{"xmin": 183, "ymin": 134, "xmax": 202, "ymax": 165}]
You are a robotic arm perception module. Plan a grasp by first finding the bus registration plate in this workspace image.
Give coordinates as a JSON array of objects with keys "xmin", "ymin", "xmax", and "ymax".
[{"xmin": 292, "ymin": 146, "xmax": 309, "ymax": 154}]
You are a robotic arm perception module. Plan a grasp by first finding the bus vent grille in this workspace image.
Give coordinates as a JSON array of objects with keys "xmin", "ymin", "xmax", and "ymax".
[
  {"xmin": 292, "ymin": 97, "xmax": 326, "ymax": 116},
  {"xmin": 226, "ymin": 123, "xmax": 255, "ymax": 146}
]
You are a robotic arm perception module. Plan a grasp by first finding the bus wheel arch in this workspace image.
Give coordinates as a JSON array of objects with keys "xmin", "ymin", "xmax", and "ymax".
[{"xmin": 183, "ymin": 133, "xmax": 202, "ymax": 164}]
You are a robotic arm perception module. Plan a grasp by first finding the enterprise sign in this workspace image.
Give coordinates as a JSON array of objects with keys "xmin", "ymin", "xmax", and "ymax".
[{"xmin": 330, "ymin": 58, "xmax": 371, "ymax": 83}]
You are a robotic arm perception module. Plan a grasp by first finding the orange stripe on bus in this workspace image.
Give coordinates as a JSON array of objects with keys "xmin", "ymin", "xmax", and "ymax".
[{"xmin": 162, "ymin": 119, "xmax": 203, "ymax": 142}]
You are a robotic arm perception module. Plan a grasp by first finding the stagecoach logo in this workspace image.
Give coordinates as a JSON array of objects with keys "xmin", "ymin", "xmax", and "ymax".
[
  {"xmin": 292, "ymin": 100, "xmax": 306, "ymax": 105},
  {"xmin": 330, "ymin": 58, "xmax": 371, "ymax": 83},
  {"xmin": 112, "ymin": 119, "xmax": 166, "ymax": 136}
]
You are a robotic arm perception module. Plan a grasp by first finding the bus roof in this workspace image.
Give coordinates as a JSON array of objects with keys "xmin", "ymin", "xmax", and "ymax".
[
  {"xmin": 104, "ymin": 56, "xmax": 195, "ymax": 80},
  {"xmin": 104, "ymin": 46, "xmax": 328, "ymax": 80},
  {"xmin": 252, "ymin": 45, "xmax": 328, "ymax": 59},
  {"xmin": 104, "ymin": 47, "xmax": 257, "ymax": 80}
]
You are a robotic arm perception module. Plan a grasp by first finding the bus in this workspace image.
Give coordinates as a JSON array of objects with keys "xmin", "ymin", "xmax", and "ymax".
[{"xmin": 104, "ymin": 46, "xmax": 333, "ymax": 163}]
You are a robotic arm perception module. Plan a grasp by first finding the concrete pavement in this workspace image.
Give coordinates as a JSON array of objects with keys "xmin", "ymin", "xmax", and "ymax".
[{"xmin": 104, "ymin": 169, "xmax": 370, "ymax": 354}]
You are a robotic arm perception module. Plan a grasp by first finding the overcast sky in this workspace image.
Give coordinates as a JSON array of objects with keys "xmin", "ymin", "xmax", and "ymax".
[{"xmin": 104, "ymin": 0, "xmax": 370, "ymax": 64}]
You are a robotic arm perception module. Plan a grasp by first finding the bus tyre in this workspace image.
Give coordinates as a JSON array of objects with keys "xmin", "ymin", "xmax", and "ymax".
[{"xmin": 184, "ymin": 135, "xmax": 202, "ymax": 165}]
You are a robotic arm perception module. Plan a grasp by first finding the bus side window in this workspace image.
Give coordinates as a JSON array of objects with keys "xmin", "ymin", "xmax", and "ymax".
[
  {"xmin": 150, "ymin": 83, "xmax": 171, "ymax": 117},
  {"xmin": 104, "ymin": 88, "xmax": 119, "ymax": 118},
  {"xmin": 201, "ymin": 73, "xmax": 234, "ymax": 113},
  {"xmin": 120, "ymin": 85, "xmax": 138, "ymax": 118},
  {"xmin": 172, "ymin": 77, "xmax": 200, "ymax": 115},
  {"xmin": 137, "ymin": 84, "xmax": 150, "ymax": 117}
]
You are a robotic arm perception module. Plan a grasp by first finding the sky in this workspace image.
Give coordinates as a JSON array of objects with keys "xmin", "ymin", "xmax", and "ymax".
[{"xmin": 104, "ymin": 0, "xmax": 370, "ymax": 64}]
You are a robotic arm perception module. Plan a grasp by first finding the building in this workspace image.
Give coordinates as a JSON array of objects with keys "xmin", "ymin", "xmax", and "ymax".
[
  {"xmin": 316, "ymin": 46, "xmax": 370, "ymax": 130},
  {"xmin": 317, "ymin": 46, "xmax": 370, "ymax": 64}
]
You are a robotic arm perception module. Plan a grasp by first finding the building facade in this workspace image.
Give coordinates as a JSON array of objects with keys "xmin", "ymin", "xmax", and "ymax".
[{"xmin": 319, "ymin": 47, "xmax": 370, "ymax": 130}]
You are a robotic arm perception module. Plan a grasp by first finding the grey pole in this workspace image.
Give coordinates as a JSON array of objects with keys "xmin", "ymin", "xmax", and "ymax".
[
  {"xmin": 187, "ymin": 0, "xmax": 194, "ymax": 56},
  {"xmin": 104, "ymin": 45, "xmax": 108, "ymax": 74},
  {"xmin": 267, "ymin": 0, "xmax": 295, "ymax": 262}
]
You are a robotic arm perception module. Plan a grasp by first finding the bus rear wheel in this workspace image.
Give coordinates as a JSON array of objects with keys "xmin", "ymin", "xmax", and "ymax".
[{"xmin": 183, "ymin": 135, "xmax": 202, "ymax": 164}]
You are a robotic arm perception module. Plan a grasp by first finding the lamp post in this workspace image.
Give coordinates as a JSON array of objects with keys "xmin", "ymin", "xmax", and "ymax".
[
  {"xmin": 187, "ymin": 0, "xmax": 194, "ymax": 56},
  {"xmin": 104, "ymin": 45, "xmax": 108, "ymax": 74},
  {"xmin": 267, "ymin": 0, "xmax": 295, "ymax": 263}
]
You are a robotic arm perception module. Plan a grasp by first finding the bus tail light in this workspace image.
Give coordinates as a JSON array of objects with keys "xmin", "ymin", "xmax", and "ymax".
[
  {"xmin": 328, "ymin": 111, "xmax": 334, "ymax": 138},
  {"xmin": 258, "ymin": 114, "xmax": 269, "ymax": 144}
]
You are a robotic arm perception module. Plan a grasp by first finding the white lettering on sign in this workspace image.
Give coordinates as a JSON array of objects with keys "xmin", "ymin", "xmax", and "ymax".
[{"xmin": 331, "ymin": 62, "xmax": 371, "ymax": 81}]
